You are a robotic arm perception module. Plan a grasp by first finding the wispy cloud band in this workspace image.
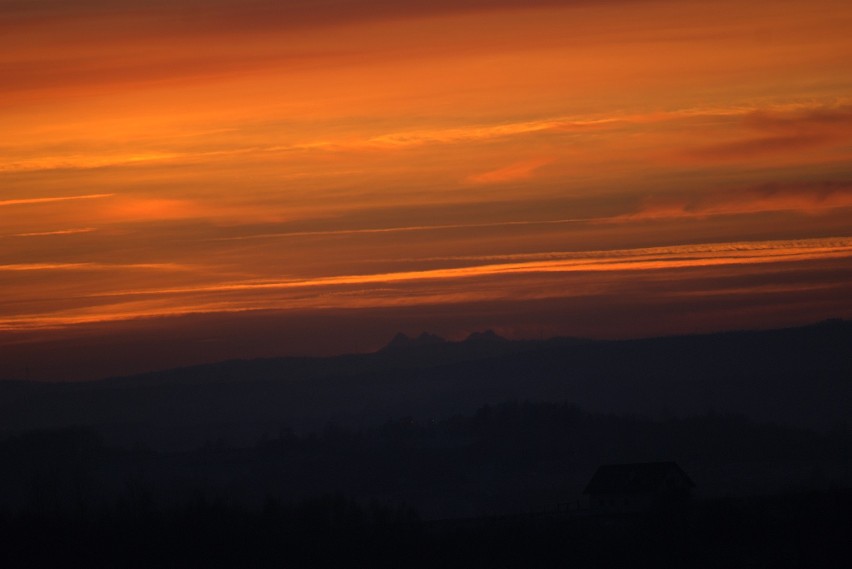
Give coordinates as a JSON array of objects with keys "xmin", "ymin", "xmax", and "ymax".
[
  {"xmin": 0, "ymin": 194, "xmax": 113, "ymax": 207},
  {"xmin": 1, "ymin": 236, "xmax": 847, "ymax": 331}
]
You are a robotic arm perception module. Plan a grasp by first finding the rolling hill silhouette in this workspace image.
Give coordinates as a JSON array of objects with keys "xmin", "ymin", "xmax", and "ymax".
[{"xmin": 0, "ymin": 320, "xmax": 849, "ymax": 450}]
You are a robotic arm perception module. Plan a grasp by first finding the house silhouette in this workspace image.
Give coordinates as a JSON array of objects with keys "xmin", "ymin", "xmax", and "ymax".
[{"xmin": 583, "ymin": 461, "xmax": 694, "ymax": 512}]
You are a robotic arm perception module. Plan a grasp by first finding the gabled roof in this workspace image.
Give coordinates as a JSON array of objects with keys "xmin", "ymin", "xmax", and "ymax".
[{"xmin": 583, "ymin": 461, "xmax": 694, "ymax": 495}]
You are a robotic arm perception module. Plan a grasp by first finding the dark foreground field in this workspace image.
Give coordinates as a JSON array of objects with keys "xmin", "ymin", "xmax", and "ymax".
[
  {"xmin": 2, "ymin": 489, "xmax": 850, "ymax": 568},
  {"xmin": 1, "ymin": 403, "xmax": 850, "ymax": 568}
]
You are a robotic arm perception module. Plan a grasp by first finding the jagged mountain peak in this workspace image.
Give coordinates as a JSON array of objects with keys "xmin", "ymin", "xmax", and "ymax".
[{"xmin": 463, "ymin": 329, "xmax": 507, "ymax": 343}]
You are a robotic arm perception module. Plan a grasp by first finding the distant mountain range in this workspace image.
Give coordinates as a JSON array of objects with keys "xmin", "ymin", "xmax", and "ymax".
[
  {"xmin": 1, "ymin": 319, "xmax": 849, "ymax": 450},
  {"xmin": 382, "ymin": 329, "xmax": 509, "ymax": 350}
]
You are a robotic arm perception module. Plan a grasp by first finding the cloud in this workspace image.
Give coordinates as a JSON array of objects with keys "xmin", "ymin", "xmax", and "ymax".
[
  {"xmin": 0, "ymin": 50, "xmax": 343, "ymax": 105},
  {"xmin": 0, "ymin": 262, "xmax": 191, "ymax": 273},
  {"xmin": 0, "ymin": 1, "xmax": 647, "ymax": 34},
  {"xmin": 743, "ymin": 105, "xmax": 852, "ymax": 131},
  {"xmin": 681, "ymin": 105, "xmax": 852, "ymax": 162},
  {"xmin": 0, "ymin": 0, "xmax": 662, "ymax": 105},
  {"xmin": 2, "ymin": 235, "xmax": 849, "ymax": 332},
  {"xmin": 686, "ymin": 133, "xmax": 835, "ymax": 161},
  {"xmin": 609, "ymin": 180, "xmax": 852, "ymax": 222},
  {"xmin": 98, "ymin": 197, "xmax": 288, "ymax": 224},
  {"xmin": 11, "ymin": 228, "xmax": 97, "ymax": 238},
  {"xmin": 0, "ymin": 193, "xmax": 113, "ymax": 207},
  {"xmin": 264, "ymin": 104, "xmax": 852, "ymax": 156},
  {"xmin": 362, "ymin": 120, "xmax": 570, "ymax": 148},
  {"xmin": 211, "ymin": 216, "xmax": 589, "ymax": 241},
  {"xmin": 103, "ymin": 198, "xmax": 202, "ymax": 222},
  {"xmin": 466, "ymin": 158, "xmax": 553, "ymax": 185},
  {"xmin": 84, "ymin": 236, "xmax": 852, "ymax": 298},
  {"xmin": 0, "ymin": 152, "xmax": 187, "ymax": 173}
]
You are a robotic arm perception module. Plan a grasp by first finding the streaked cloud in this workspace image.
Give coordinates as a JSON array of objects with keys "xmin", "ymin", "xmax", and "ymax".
[
  {"xmin": 609, "ymin": 181, "xmax": 852, "ymax": 222},
  {"xmin": 0, "ymin": 262, "xmax": 192, "ymax": 273},
  {"xmin": 98, "ymin": 236, "xmax": 852, "ymax": 296},
  {"xmin": 361, "ymin": 120, "xmax": 575, "ymax": 149},
  {"xmin": 0, "ymin": 153, "xmax": 184, "ymax": 173},
  {"xmin": 0, "ymin": 1, "xmax": 649, "ymax": 34},
  {"xmin": 466, "ymin": 158, "xmax": 553, "ymax": 185},
  {"xmin": 385, "ymin": 238, "xmax": 852, "ymax": 265},
  {"xmin": 0, "ymin": 237, "xmax": 852, "ymax": 330},
  {"xmin": 681, "ymin": 106, "xmax": 852, "ymax": 163},
  {"xmin": 1, "ymin": 237, "xmax": 846, "ymax": 332},
  {"xmin": 0, "ymin": 193, "xmax": 113, "ymax": 207},
  {"xmin": 211, "ymin": 216, "xmax": 592, "ymax": 242},
  {"xmin": 10, "ymin": 228, "xmax": 97, "ymax": 238}
]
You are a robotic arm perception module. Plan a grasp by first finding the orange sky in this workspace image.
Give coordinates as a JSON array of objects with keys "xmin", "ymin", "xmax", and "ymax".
[{"xmin": 2, "ymin": 0, "xmax": 852, "ymax": 379}]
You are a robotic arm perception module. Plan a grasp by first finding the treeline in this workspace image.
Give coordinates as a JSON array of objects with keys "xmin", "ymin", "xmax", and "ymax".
[
  {"xmin": 1, "ymin": 402, "xmax": 851, "ymax": 567},
  {"xmin": 1, "ymin": 401, "xmax": 849, "ymax": 520}
]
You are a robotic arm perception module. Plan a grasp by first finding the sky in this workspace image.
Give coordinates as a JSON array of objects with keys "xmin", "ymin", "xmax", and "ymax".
[{"xmin": 2, "ymin": 0, "xmax": 852, "ymax": 380}]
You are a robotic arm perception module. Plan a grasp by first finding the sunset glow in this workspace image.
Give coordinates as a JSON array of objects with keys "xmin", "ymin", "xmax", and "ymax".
[{"xmin": 3, "ymin": 0, "xmax": 852, "ymax": 379}]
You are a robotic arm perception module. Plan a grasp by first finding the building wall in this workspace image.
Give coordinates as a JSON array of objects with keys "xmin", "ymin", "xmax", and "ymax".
[{"xmin": 589, "ymin": 492, "xmax": 655, "ymax": 513}]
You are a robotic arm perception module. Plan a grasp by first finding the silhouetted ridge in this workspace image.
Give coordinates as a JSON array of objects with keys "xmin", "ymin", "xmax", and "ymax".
[
  {"xmin": 1, "ymin": 319, "xmax": 849, "ymax": 452},
  {"xmin": 463, "ymin": 329, "xmax": 507, "ymax": 344},
  {"xmin": 382, "ymin": 331, "xmax": 446, "ymax": 351},
  {"xmin": 583, "ymin": 461, "xmax": 695, "ymax": 495}
]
